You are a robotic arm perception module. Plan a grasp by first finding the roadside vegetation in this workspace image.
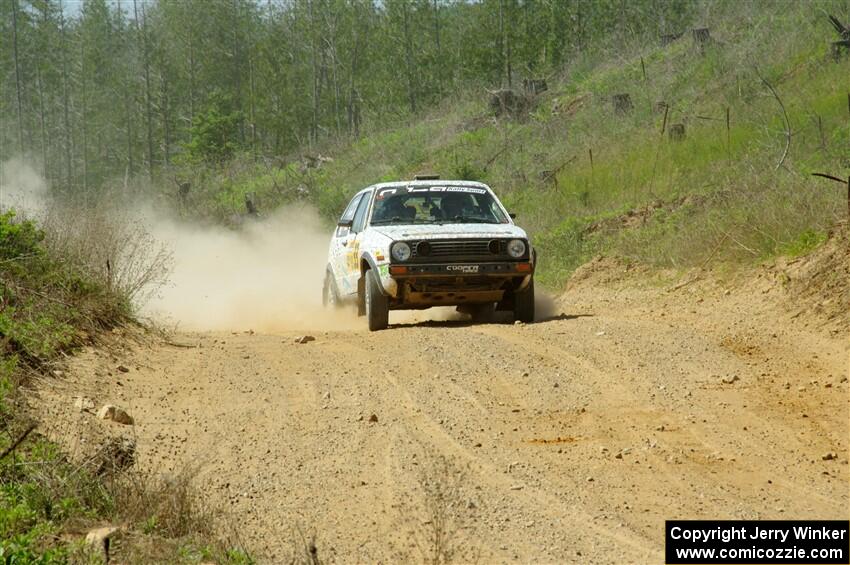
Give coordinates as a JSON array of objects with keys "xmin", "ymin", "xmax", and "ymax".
[
  {"xmin": 0, "ymin": 209, "xmax": 250, "ymax": 563},
  {"xmin": 2, "ymin": 1, "xmax": 846, "ymax": 285},
  {"xmin": 139, "ymin": 1, "xmax": 847, "ymax": 287}
]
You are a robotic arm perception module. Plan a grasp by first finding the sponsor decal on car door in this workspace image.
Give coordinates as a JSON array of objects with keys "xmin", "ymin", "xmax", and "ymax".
[
  {"xmin": 343, "ymin": 192, "xmax": 372, "ymax": 294},
  {"xmin": 333, "ymin": 193, "xmax": 363, "ymax": 295}
]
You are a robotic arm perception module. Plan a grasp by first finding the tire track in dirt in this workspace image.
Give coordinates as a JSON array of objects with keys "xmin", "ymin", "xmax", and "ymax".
[
  {"xmin": 374, "ymin": 332, "xmax": 657, "ymax": 562},
  {"xmin": 32, "ymin": 277, "xmax": 848, "ymax": 563},
  {"xmin": 519, "ymin": 320, "xmax": 838, "ymax": 508}
]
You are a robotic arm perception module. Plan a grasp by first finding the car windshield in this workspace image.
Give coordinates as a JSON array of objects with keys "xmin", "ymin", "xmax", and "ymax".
[{"xmin": 369, "ymin": 186, "xmax": 509, "ymax": 226}]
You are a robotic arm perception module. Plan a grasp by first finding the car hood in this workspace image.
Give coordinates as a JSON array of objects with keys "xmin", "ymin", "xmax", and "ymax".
[{"xmin": 372, "ymin": 223, "xmax": 529, "ymax": 241}]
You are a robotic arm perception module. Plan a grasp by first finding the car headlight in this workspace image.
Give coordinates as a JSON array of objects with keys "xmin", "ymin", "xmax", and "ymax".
[
  {"xmin": 391, "ymin": 242, "xmax": 411, "ymax": 262},
  {"xmin": 507, "ymin": 239, "xmax": 526, "ymax": 258}
]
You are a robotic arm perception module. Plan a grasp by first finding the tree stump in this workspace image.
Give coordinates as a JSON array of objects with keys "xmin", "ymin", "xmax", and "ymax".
[
  {"xmin": 523, "ymin": 78, "xmax": 548, "ymax": 95},
  {"xmin": 488, "ymin": 89, "xmax": 528, "ymax": 117},
  {"xmin": 669, "ymin": 123, "xmax": 686, "ymax": 141},
  {"xmin": 660, "ymin": 32, "xmax": 683, "ymax": 47},
  {"xmin": 692, "ymin": 28, "xmax": 712, "ymax": 51},
  {"xmin": 178, "ymin": 181, "xmax": 190, "ymax": 202},
  {"xmin": 827, "ymin": 13, "xmax": 850, "ymax": 60},
  {"xmin": 245, "ymin": 193, "xmax": 259, "ymax": 217},
  {"xmin": 612, "ymin": 93, "xmax": 633, "ymax": 115}
]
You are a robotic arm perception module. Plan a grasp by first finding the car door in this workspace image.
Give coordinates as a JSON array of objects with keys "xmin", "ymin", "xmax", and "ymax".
[
  {"xmin": 331, "ymin": 192, "xmax": 363, "ymax": 296},
  {"xmin": 342, "ymin": 191, "xmax": 373, "ymax": 294}
]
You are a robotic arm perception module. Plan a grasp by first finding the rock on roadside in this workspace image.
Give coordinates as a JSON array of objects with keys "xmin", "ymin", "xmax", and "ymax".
[
  {"xmin": 97, "ymin": 404, "xmax": 134, "ymax": 425},
  {"xmin": 85, "ymin": 526, "xmax": 119, "ymax": 561}
]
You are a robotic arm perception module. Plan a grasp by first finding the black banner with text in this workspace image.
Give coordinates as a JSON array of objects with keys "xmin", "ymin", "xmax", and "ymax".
[{"xmin": 666, "ymin": 520, "xmax": 850, "ymax": 564}]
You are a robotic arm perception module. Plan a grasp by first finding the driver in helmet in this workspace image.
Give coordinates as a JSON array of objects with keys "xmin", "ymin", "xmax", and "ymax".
[
  {"xmin": 440, "ymin": 193, "xmax": 469, "ymax": 219},
  {"xmin": 375, "ymin": 195, "xmax": 409, "ymax": 221}
]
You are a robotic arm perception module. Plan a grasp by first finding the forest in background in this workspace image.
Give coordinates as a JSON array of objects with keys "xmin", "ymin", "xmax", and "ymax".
[
  {"xmin": 0, "ymin": 0, "xmax": 697, "ymax": 192},
  {"xmin": 1, "ymin": 0, "xmax": 848, "ymax": 285}
]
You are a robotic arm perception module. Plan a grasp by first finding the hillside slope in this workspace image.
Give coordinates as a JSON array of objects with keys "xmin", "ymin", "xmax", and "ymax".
[{"xmin": 176, "ymin": 1, "xmax": 849, "ymax": 288}]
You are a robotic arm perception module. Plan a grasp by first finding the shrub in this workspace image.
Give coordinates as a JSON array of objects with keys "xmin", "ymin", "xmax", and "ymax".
[
  {"xmin": 41, "ymin": 203, "xmax": 172, "ymax": 305},
  {"xmin": 0, "ymin": 210, "xmax": 45, "ymax": 264},
  {"xmin": 0, "ymin": 209, "xmax": 129, "ymax": 364},
  {"xmin": 182, "ymin": 91, "xmax": 244, "ymax": 164}
]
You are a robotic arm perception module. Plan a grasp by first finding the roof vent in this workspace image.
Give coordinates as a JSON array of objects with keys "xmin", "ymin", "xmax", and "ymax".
[{"xmin": 413, "ymin": 174, "xmax": 440, "ymax": 181}]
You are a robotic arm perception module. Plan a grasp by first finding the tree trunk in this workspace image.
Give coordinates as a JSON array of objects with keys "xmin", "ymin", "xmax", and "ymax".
[
  {"xmin": 36, "ymin": 67, "xmax": 48, "ymax": 177},
  {"xmin": 79, "ymin": 40, "xmax": 89, "ymax": 193},
  {"xmin": 11, "ymin": 0, "xmax": 26, "ymax": 155},
  {"xmin": 309, "ymin": 0, "xmax": 320, "ymax": 144},
  {"xmin": 59, "ymin": 0, "xmax": 73, "ymax": 190},
  {"xmin": 575, "ymin": 0, "xmax": 584, "ymax": 54},
  {"xmin": 232, "ymin": 0, "xmax": 245, "ymax": 144},
  {"xmin": 498, "ymin": 0, "xmax": 505, "ymax": 86},
  {"xmin": 188, "ymin": 12, "xmax": 196, "ymax": 126},
  {"xmin": 402, "ymin": 2, "xmax": 417, "ymax": 113},
  {"xmin": 161, "ymin": 69, "xmax": 171, "ymax": 167},
  {"xmin": 249, "ymin": 54, "xmax": 257, "ymax": 156},
  {"xmin": 135, "ymin": 0, "xmax": 154, "ymax": 176},
  {"xmin": 118, "ymin": 0, "xmax": 133, "ymax": 178},
  {"xmin": 347, "ymin": 17, "xmax": 364, "ymax": 137},
  {"xmin": 505, "ymin": 0, "xmax": 512, "ymax": 88},
  {"xmin": 433, "ymin": 0, "xmax": 443, "ymax": 96},
  {"xmin": 330, "ymin": 40, "xmax": 341, "ymax": 136}
]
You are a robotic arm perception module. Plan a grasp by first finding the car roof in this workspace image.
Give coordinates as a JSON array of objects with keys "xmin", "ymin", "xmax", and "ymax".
[{"xmin": 361, "ymin": 180, "xmax": 492, "ymax": 194}]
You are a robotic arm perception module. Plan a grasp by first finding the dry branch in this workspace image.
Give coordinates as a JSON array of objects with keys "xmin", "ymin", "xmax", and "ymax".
[
  {"xmin": 540, "ymin": 156, "xmax": 577, "ymax": 185},
  {"xmin": 811, "ymin": 172, "xmax": 850, "ymax": 217},
  {"xmin": 0, "ymin": 424, "xmax": 36, "ymax": 460},
  {"xmin": 755, "ymin": 67, "xmax": 791, "ymax": 170},
  {"xmin": 666, "ymin": 233, "xmax": 731, "ymax": 292},
  {"xmin": 165, "ymin": 340, "xmax": 199, "ymax": 349}
]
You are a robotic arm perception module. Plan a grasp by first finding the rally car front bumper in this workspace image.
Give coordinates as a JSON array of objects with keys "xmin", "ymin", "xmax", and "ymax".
[{"xmin": 385, "ymin": 261, "xmax": 533, "ymax": 307}]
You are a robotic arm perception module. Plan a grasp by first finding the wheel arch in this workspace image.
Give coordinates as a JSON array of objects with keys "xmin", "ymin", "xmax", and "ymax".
[{"xmin": 358, "ymin": 253, "xmax": 387, "ymax": 295}]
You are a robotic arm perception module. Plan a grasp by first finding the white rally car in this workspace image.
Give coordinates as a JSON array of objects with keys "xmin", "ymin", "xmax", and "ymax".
[{"xmin": 323, "ymin": 177, "xmax": 536, "ymax": 330}]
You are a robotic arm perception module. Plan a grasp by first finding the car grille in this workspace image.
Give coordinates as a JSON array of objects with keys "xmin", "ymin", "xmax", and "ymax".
[
  {"xmin": 408, "ymin": 238, "xmax": 519, "ymax": 262},
  {"xmin": 414, "ymin": 240, "xmax": 489, "ymax": 257}
]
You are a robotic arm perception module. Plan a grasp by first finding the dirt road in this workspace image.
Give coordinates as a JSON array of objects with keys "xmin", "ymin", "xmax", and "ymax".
[{"xmin": 37, "ymin": 264, "xmax": 848, "ymax": 563}]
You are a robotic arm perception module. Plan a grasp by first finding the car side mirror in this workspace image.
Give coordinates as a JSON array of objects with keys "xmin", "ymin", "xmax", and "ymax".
[
  {"xmin": 338, "ymin": 219, "xmax": 353, "ymax": 228},
  {"xmin": 509, "ymin": 213, "xmax": 517, "ymax": 220}
]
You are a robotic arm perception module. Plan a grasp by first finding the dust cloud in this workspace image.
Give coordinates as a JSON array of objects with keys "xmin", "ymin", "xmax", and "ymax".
[
  {"xmin": 137, "ymin": 203, "xmax": 558, "ymax": 332},
  {"xmin": 0, "ymin": 157, "xmax": 49, "ymax": 214},
  {"xmin": 143, "ymin": 205, "xmax": 360, "ymax": 332},
  {"xmin": 0, "ymin": 159, "xmax": 354, "ymax": 332},
  {"xmin": 534, "ymin": 291, "xmax": 559, "ymax": 321},
  {"xmin": 1, "ymin": 159, "xmax": 558, "ymax": 332}
]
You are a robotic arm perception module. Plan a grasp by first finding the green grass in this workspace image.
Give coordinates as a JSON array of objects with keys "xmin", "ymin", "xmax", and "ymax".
[
  {"xmin": 778, "ymin": 229, "xmax": 830, "ymax": 258},
  {"xmin": 161, "ymin": 1, "xmax": 847, "ymax": 291},
  {"xmin": 0, "ymin": 211, "xmax": 253, "ymax": 563}
]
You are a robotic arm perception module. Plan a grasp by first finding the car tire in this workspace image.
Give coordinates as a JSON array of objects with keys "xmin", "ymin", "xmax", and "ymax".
[
  {"xmin": 470, "ymin": 303, "xmax": 495, "ymax": 323},
  {"xmin": 365, "ymin": 269, "xmax": 389, "ymax": 331},
  {"xmin": 322, "ymin": 271, "xmax": 339, "ymax": 308},
  {"xmin": 513, "ymin": 279, "xmax": 535, "ymax": 323}
]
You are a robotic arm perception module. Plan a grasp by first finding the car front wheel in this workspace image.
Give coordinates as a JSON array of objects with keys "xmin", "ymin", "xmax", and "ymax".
[
  {"xmin": 365, "ymin": 269, "xmax": 389, "ymax": 331},
  {"xmin": 513, "ymin": 279, "xmax": 535, "ymax": 323}
]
